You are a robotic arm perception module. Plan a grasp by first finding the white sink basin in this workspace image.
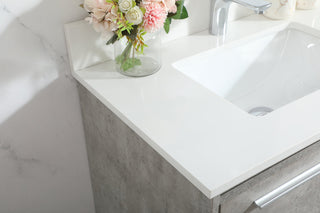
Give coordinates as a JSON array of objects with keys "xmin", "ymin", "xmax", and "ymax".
[{"xmin": 173, "ymin": 23, "xmax": 320, "ymax": 116}]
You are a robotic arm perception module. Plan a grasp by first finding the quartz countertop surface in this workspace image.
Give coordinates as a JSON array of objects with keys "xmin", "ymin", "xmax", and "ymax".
[{"xmin": 69, "ymin": 9, "xmax": 320, "ymax": 198}]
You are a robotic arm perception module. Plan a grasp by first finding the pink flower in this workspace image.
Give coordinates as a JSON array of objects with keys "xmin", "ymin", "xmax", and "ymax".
[
  {"xmin": 163, "ymin": 0, "xmax": 178, "ymax": 13},
  {"xmin": 84, "ymin": 0, "xmax": 118, "ymax": 34},
  {"xmin": 84, "ymin": 0, "xmax": 112, "ymax": 12},
  {"xmin": 141, "ymin": 1, "xmax": 167, "ymax": 32},
  {"xmin": 142, "ymin": 0, "xmax": 177, "ymax": 12}
]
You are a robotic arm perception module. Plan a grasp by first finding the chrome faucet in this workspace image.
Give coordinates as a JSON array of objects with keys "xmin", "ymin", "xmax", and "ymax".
[{"xmin": 210, "ymin": 0, "xmax": 272, "ymax": 36}]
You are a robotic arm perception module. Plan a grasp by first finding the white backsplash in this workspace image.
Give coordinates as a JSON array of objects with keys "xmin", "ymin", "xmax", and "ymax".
[
  {"xmin": 162, "ymin": 0, "xmax": 253, "ymax": 42},
  {"xmin": 66, "ymin": 0, "xmax": 254, "ymax": 71}
]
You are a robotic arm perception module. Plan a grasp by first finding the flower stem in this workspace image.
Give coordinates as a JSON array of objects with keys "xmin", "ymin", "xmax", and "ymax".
[
  {"xmin": 123, "ymin": 41, "xmax": 133, "ymax": 60},
  {"xmin": 116, "ymin": 40, "xmax": 141, "ymax": 71},
  {"xmin": 132, "ymin": 44, "xmax": 135, "ymax": 58}
]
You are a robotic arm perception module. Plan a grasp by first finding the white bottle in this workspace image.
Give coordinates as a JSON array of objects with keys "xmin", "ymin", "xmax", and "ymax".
[
  {"xmin": 296, "ymin": 0, "xmax": 318, "ymax": 9},
  {"xmin": 264, "ymin": 0, "xmax": 297, "ymax": 19}
]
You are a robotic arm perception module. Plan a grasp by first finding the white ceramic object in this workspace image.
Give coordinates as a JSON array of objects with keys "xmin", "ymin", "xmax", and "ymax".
[
  {"xmin": 297, "ymin": 0, "xmax": 318, "ymax": 9},
  {"xmin": 264, "ymin": 0, "xmax": 297, "ymax": 19},
  {"xmin": 173, "ymin": 23, "xmax": 320, "ymax": 114}
]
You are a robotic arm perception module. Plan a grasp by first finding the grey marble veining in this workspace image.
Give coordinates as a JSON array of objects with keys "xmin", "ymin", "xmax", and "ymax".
[
  {"xmin": 78, "ymin": 84, "xmax": 220, "ymax": 213},
  {"xmin": 1, "ymin": 2, "xmax": 61, "ymax": 62},
  {"xmin": 0, "ymin": 142, "xmax": 58, "ymax": 177},
  {"xmin": 0, "ymin": 0, "xmax": 94, "ymax": 212}
]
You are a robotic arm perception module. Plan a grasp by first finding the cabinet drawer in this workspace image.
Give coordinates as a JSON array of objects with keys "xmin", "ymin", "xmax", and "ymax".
[{"xmin": 220, "ymin": 141, "xmax": 320, "ymax": 213}]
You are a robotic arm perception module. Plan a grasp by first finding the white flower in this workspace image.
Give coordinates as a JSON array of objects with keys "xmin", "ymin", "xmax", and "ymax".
[
  {"xmin": 126, "ymin": 6, "xmax": 143, "ymax": 25},
  {"xmin": 119, "ymin": 0, "xmax": 133, "ymax": 13}
]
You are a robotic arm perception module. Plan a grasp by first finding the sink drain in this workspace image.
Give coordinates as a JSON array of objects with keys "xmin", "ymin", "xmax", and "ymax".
[{"xmin": 248, "ymin": 107, "xmax": 273, "ymax": 116}]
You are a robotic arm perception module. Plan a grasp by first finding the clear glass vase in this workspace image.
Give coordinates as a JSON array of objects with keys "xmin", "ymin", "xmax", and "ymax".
[{"xmin": 114, "ymin": 32, "xmax": 162, "ymax": 77}]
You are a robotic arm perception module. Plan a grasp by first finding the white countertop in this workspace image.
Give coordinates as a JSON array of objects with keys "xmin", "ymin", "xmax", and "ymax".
[{"xmin": 70, "ymin": 10, "xmax": 320, "ymax": 198}]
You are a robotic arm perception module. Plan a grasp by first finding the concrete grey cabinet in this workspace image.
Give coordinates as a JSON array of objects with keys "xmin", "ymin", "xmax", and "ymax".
[
  {"xmin": 220, "ymin": 142, "xmax": 320, "ymax": 213},
  {"xmin": 77, "ymin": 84, "xmax": 219, "ymax": 213}
]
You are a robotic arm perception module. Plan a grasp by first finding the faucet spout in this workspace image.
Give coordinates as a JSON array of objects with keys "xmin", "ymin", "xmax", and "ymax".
[
  {"xmin": 232, "ymin": 0, "xmax": 271, "ymax": 13},
  {"xmin": 210, "ymin": 0, "xmax": 271, "ymax": 36}
]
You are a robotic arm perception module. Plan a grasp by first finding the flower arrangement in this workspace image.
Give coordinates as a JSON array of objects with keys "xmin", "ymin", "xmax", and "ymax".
[{"xmin": 82, "ymin": 0, "xmax": 188, "ymax": 73}]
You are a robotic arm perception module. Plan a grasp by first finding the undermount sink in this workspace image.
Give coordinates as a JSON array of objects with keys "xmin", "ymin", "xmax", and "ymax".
[{"xmin": 173, "ymin": 23, "xmax": 320, "ymax": 116}]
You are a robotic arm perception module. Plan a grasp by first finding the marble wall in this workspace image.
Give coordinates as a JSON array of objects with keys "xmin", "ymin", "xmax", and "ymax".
[
  {"xmin": 0, "ymin": 0, "xmax": 94, "ymax": 212},
  {"xmin": 0, "ymin": 0, "xmax": 251, "ymax": 213}
]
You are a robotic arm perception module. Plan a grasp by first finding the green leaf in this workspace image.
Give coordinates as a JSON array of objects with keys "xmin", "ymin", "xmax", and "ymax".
[
  {"xmin": 170, "ymin": 0, "xmax": 188, "ymax": 20},
  {"xmin": 121, "ymin": 58, "xmax": 142, "ymax": 71},
  {"xmin": 123, "ymin": 25, "xmax": 138, "ymax": 40},
  {"xmin": 106, "ymin": 34, "xmax": 118, "ymax": 45},
  {"xmin": 140, "ymin": 7, "xmax": 146, "ymax": 15},
  {"xmin": 177, "ymin": 6, "xmax": 188, "ymax": 19},
  {"xmin": 164, "ymin": 18, "xmax": 172, "ymax": 34},
  {"xmin": 171, "ymin": 0, "xmax": 185, "ymax": 19},
  {"xmin": 116, "ymin": 55, "xmax": 125, "ymax": 64}
]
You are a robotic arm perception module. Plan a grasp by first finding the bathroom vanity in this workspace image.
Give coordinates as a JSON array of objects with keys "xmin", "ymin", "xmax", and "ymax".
[
  {"xmin": 65, "ymin": 8, "xmax": 320, "ymax": 213},
  {"xmin": 78, "ymin": 83, "xmax": 320, "ymax": 213}
]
